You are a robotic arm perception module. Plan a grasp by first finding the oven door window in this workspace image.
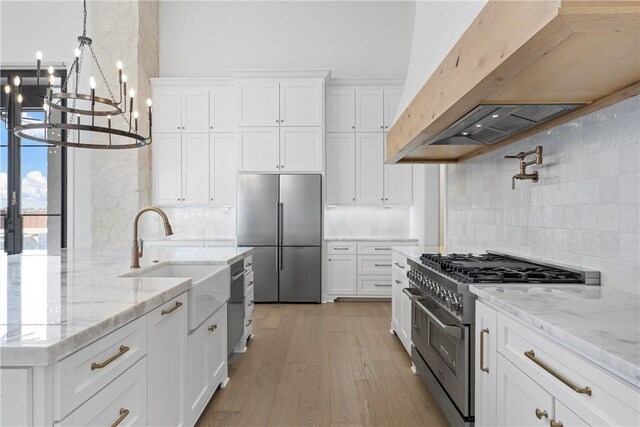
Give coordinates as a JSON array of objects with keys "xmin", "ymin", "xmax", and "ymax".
[{"xmin": 428, "ymin": 321, "xmax": 458, "ymax": 374}]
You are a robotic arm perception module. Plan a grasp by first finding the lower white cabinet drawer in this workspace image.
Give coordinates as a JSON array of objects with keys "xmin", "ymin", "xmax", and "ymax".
[
  {"xmin": 244, "ymin": 255, "xmax": 253, "ymax": 271},
  {"xmin": 244, "ymin": 270, "xmax": 254, "ymax": 297},
  {"xmin": 356, "ymin": 242, "xmax": 394, "ymax": 255},
  {"xmin": 327, "ymin": 242, "xmax": 356, "ymax": 255},
  {"xmin": 392, "ymin": 252, "xmax": 408, "ymax": 273},
  {"xmin": 357, "ymin": 255, "xmax": 393, "ymax": 275},
  {"xmin": 245, "ymin": 289, "xmax": 255, "ymax": 319},
  {"xmin": 357, "ymin": 276, "xmax": 392, "ymax": 296},
  {"xmin": 54, "ymin": 316, "xmax": 147, "ymax": 420},
  {"xmin": 497, "ymin": 312, "xmax": 640, "ymax": 426},
  {"xmin": 55, "ymin": 357, "xmax": 148, "ymax": 427}
]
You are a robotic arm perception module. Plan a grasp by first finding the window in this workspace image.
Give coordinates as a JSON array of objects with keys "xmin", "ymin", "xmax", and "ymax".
[{"xmin": 1, "ymin": 69, "xmax": 67, "ymax": 254}]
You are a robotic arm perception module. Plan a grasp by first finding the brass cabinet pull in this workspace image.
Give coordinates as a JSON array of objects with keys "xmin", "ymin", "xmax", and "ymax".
[
  {"xmin": 91, "ymin": 345, "xmax": 129, "ymax": 371},
  {"xmin": 524, "ymin": 350, "xmax": 592, "ymax": 396},
  {"xmin": 480, "ymin": 328, "xmax": 490, "ymax": 372},
  {"xmin": 161, "ymin": 301, "xmax": 183, "ymax": 316},
  {"xmin": 246, "ymin": 319, "xmax": 253, "ymax": 327},
  {"xmin": 111, "ymin": 408, "xmax": 130, "ymax": 427},
  {"xmin": 395, "ymin": 280, "xmax": 401, "ymax": 284},
  {"xmin": 550, "ymin": 420, "xmax": 563, "ymax": 427},
  {"xmin": 535, "ymin": 408, "xmax": 548, "ymax": 419},
  {"xmin": 374, "ymin": 283, "xmax": 392, "ymax": 287},
  {"xmin": 208, "ymin": 323, "xmax": 217, "ymax": 332},
  {"xmin": 374, "ymin": 264, "xmax": 392, "ymax": 267},
  {"xmin": 374, "ymin": 247, "xmax": 390, "ymax": 251},
  {"xmin": 248, "ymin": 300, "xmax": 254, "ymax": 306},
  {"xmin": 394, "ymin": 262, "xmax": 405, "ymax": 269}
]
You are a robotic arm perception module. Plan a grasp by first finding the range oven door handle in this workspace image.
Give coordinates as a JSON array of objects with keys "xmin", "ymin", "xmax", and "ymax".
[
  {"xmin": 414, "ymin": 299, "xmax": 463, "ymax": 340},
  {"xmin": 402, "ymin": 288, "xmax": 420, "ymax": 300}
]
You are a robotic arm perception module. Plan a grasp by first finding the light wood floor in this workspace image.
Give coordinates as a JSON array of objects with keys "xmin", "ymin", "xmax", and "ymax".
[{"xmin": 196, "ymin": 302, "xmax": 449, "ymax": 427}]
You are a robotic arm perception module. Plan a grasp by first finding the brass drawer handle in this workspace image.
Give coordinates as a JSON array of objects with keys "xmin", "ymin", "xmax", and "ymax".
[
  {"xmin": 374, "ymin": 247, "xmax": 390, "ymax": 251},
  {"xmin": 374, "ymin": 283, "xmax": 391, "ymax": 287},
  {"xmin": 480, "ymin": 328, "xmax": 489, "ymax": 372},
  {"xmin": 248, "ymin": 300, "xmax": 254, "ymax": 306},
  {"xmin": 374, "ymin": 263, "xmax": 392, "ymax": 267},
  {"xmin": 91, "ymin": 345, "xmax": 129, "ymax": 371},
  {"xmin": 394, "ymin": 262, "xmax": 405, "ymax": 269},
  {"xmin": 111, "ymin": 408, "xmax": 130, "ymax": 427},
  {"xmin": 208, "ymin": 323, "xmax": 218, "ymax": 332},
  {"xmin": 535, "ymin": 408, "xmax": 548, "ymax": 419},
  {"xmin": 395, "ymin": 280, "xmax": 401, "ymax": 284},
  {"xmin": 524, "ymin": 350, "xmax": 592, "ymax": 396},
  {"xmin": 246, "ymin": 319, "xmax": 253, "ymax": 327},
  {"xmin": 161, "ymin": 301, "xmax": 183, "ymax": 316},
  {"xmin": 333, "ymin": 247, "xmax": 350, "ymax": 250},
  {"xmin": 550, "ymin": 420, "xmax": 563, "ymax": 427}
]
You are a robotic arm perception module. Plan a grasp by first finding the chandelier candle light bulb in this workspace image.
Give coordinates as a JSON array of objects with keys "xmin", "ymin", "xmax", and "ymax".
[{"xmin": 134, "ymin": 111, "xmax": 139, "ymax": 132}]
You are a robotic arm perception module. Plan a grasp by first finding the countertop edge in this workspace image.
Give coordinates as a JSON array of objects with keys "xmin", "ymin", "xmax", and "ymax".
[
  {"xmin": 324, "ymin": 237, "xmax": 420, "ymax": 242},
  {"xmin": 470, "ymin": 285, "xmax": 640, "ymax": 388}
]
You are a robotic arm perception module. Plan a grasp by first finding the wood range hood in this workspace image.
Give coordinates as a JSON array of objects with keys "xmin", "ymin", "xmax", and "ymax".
[{"xmin": 386, "ymin": 0, "xmax": 640, "ymax": 164}]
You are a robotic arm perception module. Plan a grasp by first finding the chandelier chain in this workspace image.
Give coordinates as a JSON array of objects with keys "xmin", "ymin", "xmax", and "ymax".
[{"xmin": 82, "ymin": 0, "xmax": 88, "ymax": 38}]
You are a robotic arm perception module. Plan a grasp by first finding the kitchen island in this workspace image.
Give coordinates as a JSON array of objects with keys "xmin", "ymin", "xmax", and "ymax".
[{"xmin": 0, "ymin": 246, "xmax": 254, "ymax": 427}]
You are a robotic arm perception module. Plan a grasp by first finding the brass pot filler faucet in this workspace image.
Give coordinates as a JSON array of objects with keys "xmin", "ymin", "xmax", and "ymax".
[{"xmin": 505, "ymin": 146, "xmax": 543, "ymax": 189}]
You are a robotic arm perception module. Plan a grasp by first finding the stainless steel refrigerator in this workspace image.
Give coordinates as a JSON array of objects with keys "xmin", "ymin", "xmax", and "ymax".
[{"xmin": 237, "ymin": 174, "xmax": 322, "ymax": 303}]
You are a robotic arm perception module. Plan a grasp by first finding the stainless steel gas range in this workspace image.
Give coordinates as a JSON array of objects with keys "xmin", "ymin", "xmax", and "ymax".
[{"xmin": 405, "ymin": 251, "xmax": 600, "ymax": 427}]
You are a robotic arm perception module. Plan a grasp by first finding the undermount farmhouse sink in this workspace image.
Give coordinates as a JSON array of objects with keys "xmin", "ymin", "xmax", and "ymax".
[{"xmin": 121, "ymin": 262, "xmax": 230, "ymax": 331}]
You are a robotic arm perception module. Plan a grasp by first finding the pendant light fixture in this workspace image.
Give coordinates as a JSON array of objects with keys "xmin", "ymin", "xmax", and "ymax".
[{"xmin": 5, "ymin": 0, "xmax": 152, "ymax": 149}]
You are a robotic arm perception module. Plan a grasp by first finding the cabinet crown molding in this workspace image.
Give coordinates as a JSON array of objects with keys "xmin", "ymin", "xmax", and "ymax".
[
  {"xmin": 150, "ymin": 78, "xmax": 234, "ymax": 87},
  {"xmin": 229, "ymin": 69, "xmax": 331, "ymax": 79}
]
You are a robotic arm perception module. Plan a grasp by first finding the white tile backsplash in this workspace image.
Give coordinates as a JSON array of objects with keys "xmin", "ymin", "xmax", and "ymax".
[
  {"xmin": 324, "ymin": 206, "xmax": 411, "ymax": 238},
  {"xmin": 447, "ymin": 95, "xmax": 640, "ymax": 294},
  {"xmin": 141, "ymin": 206, "xmax": 237, "ymax": 240}
]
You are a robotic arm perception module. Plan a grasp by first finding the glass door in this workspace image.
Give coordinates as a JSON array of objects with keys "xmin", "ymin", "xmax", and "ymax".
[{"xmin": 1, "ymin": 69, "xmax": 67, "ymax": 254}]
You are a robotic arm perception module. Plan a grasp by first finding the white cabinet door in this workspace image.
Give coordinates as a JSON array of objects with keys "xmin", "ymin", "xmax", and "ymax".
[
  {"xmin": 399, "ymin": 284, "xmax": 412, "ymax": 353},
  {"xmin": 237, "ymin": 81, "xmax": 280, "ymax": 126},
  {"xmin": 554, "ymin": 400, "xmax": 590, "ymax": 427},
  {"xmin": 327, "ymin": 255, "xmax": 357, "ymax": 295},
  {"xmin": 186, "ymin": 319, "xmax": 209, "ymax": 425},
  {"xmin": 497, "ymin": 353, "xmax": 553, "ymax": 427},
  {"xmin": 181, "ymin": 133, "xmax": 210, "ymax": 205},
  {"xmin": 326, "ymin": 88, "xmax": 355, "ymax": 132},
  {"xmin": 476, "ymin": 301, "xmax": 498, "ymax": 427},
  {"xmin": 210, "ymin": 133, "xmax": 238, "ymax": 205},
  {"xmin": 355, "ymin": 89, "xmax": 384, "ymax": 132},
  {"xmin": 355, "ymin": 133, "xmax": 384, "ymax": 204},
  {"xmin": 384, "ymin": 164, "xmax": 413, "ymax": 205},
  {"xmin": 153, "ymin": 87, "xmax": 182, "ymax": 133},
  {"xmin": 238, "ymin": 127, "xmax": 280, "ymax": 172},
  {"xmin": 383, "ymin": 89, "xmax": 402, "ymax": 131},
  {"xmin": 279, "ymin": 127, "xmax": 323, "ymax": 172},
  {"xmin": 147, "ymin": 295, "xmax": 188, "ymax": 427},
  {"xmin": 391, "ymin": 270, "xmax": 402, "ymax": 332},
  {"xmin": 325, "ymin": 133, "xmax": 356, "ymax": 204},
  {"xmin": 206, "ymin": 305, "xmax": 228, "ymax": 388},
  {"xmin": 279, "ymin": 80, "xmax": 323, "ymax": 127},
  {"xmin": 181, "ymin": 87, "xmax": 209, "ymax": 133},
  {"xmin": 0, "ymin": 368, "xmax": 30, "ymax": 427},
  {"xmin": 210, "ymin": 86, "xmax": 236, "ymax": 132},
  {"xmin": 153, "ymin": 133, "xmax": 182, "ymax": 205}
]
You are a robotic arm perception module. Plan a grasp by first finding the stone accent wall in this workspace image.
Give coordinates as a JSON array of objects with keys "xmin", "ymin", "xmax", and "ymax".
[
  {"xmin": 89, "ymin": 0, "xmax": 158, "ymax": 248},
  {"xmin": 446, "ymin": 96, "xmax": 640, "ymax": 293}
]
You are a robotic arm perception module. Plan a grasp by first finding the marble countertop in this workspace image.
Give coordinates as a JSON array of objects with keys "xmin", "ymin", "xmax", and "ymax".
[
  {"xmin": 470, "ymin": 285, "xmax": 640, "ymax": 387},
  {"xmin": 325, "ymin": 236, "xmax": 419, "ymax": 242},
  {"xmin": 0, "ymin": 246, "xmax": 253, "ymax": 366},
  {"xmin": 391, "ymin": 245, "xmax": 445, "ymax": 260}
]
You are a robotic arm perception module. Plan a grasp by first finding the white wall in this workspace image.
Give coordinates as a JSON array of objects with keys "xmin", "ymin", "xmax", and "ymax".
[
  {"xmin": 396, "ymin": 0, "xmax": 486, "ymax": 121},
  {"xmin": 446, "ymin": 96, "xmax": 640, "ymax": 294},
  {"xmin": 159, "ymin": 1, "xmax": 415, "ymax": 78}
]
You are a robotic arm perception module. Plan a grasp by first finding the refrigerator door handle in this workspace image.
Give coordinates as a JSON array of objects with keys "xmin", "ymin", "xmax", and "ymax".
[
  {"xmin": 279, "ymin": 202, "xmax": 284, "ymax": 246},
  {"xmin": 280, "ymin": 246, "xmax": 284, "ymax": 271},
  {"xmin": 276, "ymin": 247, "xmax": 280, "ymax": 271},
  {"xmin": 276, "ymin": 202, "xmax": 280, "ymax": 246}
]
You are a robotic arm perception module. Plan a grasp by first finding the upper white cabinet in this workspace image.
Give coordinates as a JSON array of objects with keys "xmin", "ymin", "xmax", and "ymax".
[
  {"xmin": 280, "ymin": 80, "xmax": 323, "ymax": 126},
  {"xmin": 210, "ymin": 133, "xmax": 238, "ymax": 205},
  {"xmin": 356, "ymin": 89, "xmax": 384, "ymax": 132},
  {"xmin": 384, "ymin": 164, "xmax": 413, "ymax": 205},
  {"xmin": 383, "ymin": 89, "xmax": 402, "ymax": 130},
  {"xmin": 238, "ymin": 127, "xmax": 280, "ymax": 172},
  {"xmin": 355, "ymin": 133, "xmax": 384, "ymax": 204},
  {"xmin": 210, "ymin": 86, "xmax": 236, "ymax": 132},
  {"xmin": 182, "ymin": 88, "xmax": 210, "ymax": 133},
  {"xmin": 326, "ymin": 133, "xmax": 356, "ymax": 204},
  {"xmin": 279, "ymin": 127, "xmax": 323, "ymax": 171},
  {"xmin": 326, "ymin": 88, "xmax": 355, "ymax": 132},
  {"xmin": 153, "ymin": 133, "xmax": 183, "ymax": 205},
  {"xmin": 182, "ymin": 133, "xmax": 211, "ymax": 205},
  {"xmin": 237, "ymin": 81, "xmax": 280, "ymax": 126},
  {"xmin": 237, "ymin": 78, "xmax": 323, "ymax": 127},
  {"xmin": 153, "ymin": 85, "xmax": 219, "ymax": 133}
]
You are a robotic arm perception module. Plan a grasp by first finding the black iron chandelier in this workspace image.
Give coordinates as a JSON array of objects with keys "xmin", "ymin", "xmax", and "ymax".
[{"xmin": 4, "ymin": 0, "xmax": 152, "ymax": 149}]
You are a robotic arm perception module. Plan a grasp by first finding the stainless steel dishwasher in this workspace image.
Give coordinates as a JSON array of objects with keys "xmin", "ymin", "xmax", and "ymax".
[{"xmin": 228, "ymin": 259, "xmax": 245, "ymax": 356}]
